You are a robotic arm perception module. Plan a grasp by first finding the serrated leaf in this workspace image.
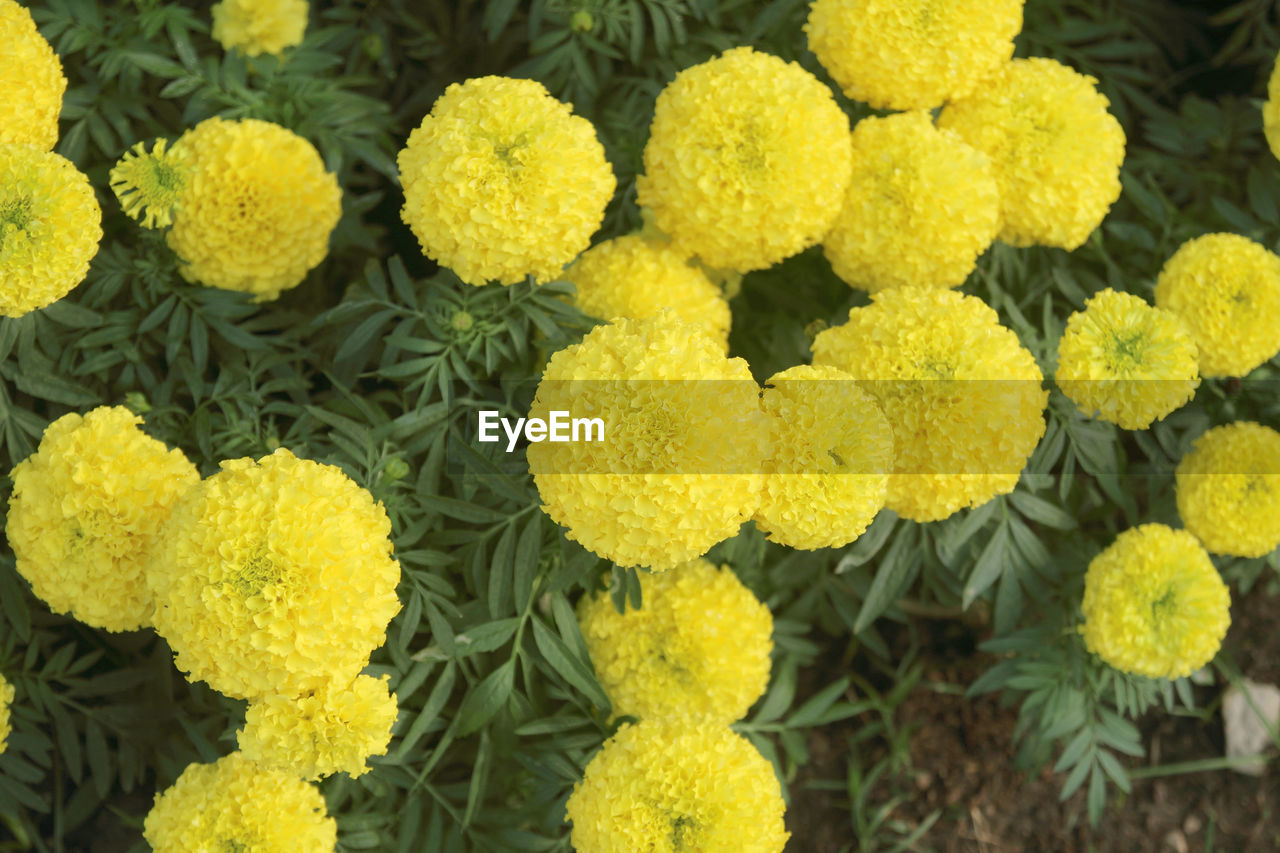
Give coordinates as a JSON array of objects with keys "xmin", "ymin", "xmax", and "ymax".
[{"xmin": 455, "ymin": 660, "xmax": 514, "ymax": 737}]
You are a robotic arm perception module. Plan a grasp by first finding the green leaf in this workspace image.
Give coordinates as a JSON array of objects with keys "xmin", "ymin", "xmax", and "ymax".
[
  {"xmin": 455, "ymin": 660, "xmax": 515, "ymax": 737},
  {"xmin": 531, "ymin": 616, "xmax": 610, "ymax": 711},
  {"xmin": 962, "ymin": 522, "xmax": 1009, "ymax": 610}
]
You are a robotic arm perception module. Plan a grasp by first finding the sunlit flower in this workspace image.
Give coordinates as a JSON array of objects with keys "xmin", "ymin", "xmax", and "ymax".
[
  {"xmin": 110, "ymin": 139, "xmax": 191, "ymax": 230},
  {"xmin": 805, "ymin": 0, "xmax": 1023, "ymax": 110},
  {"xmin": 0, "ymin": 672, "xmax": 13, "ymax": 754},
  {"xmin": 1080, "ymin": 524, "xmax": 1230, "ymax": 679},
  {"xmin": 565, "ymin": 719, "xmax": 789, "ymax": 853},
  {"xmin": 636, "ymin": 46, "xmax": 851, "ymax": 272},
  {"xmin": 398, "ymin": 76, "xmax": 615, "ymax": 286},
  {"xmin": 1176, "ymin": 422, "xmax": 1280, "ymax": 558},
  {"xmin": 211, "ymin": 0, "xmax": 308, "ymax": 57},
  {"xmin": 1153, "ymin": 233, "xmax": 1280, "ymax": 378},
  {"xmin": 0, "ymin": 143, "xmax": 102, "ymax": 317},
  {"xmin": 938, "ymin": 57, "xmax": 1125, "ymax": 250},
  {"xmin": 148, "ymin": 448, "xmax": 402, "ymax": 699},
  {"xmin": 0, "ymin": 0, "xmax": 66, "ymax": 150},
  {"xmin": 143, "ymin": 752, "xmax": 336, "ymax": 852},
  {"xmin": 6, "ymin": 407, "xmax": 199, "ymax": 632},
  {"xmin": 1055, "ymin": 288, "xmax": 1200, "ymax": 429}
]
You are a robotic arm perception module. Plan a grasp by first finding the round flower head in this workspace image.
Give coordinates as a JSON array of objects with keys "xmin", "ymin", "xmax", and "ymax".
[
  {"xmin": 148, "ymin": 447, "xmax": 401, "ymax": 699},
  {"xmin": 566, "ymin": 718, "xmax": 789, "ymax": 853},
  {"xmin": 805, "ymin": 0, "xmax": 1022, "ymax": 111},
  {"xmin": 211, "ymin": 0, "xmax": 308, "ymax": 57},
  {"xmin": 565, "ymin": 234, "xmax": 731, "ymax": 350},
  {"xmin": 110, "ymin": 138, "xmax": 191, "ymax": 230},
  {"xmin": 1080, "ymin": 524, "xmax": 1230, "ymax": 679},
  {"xmin": 143, "ymin": 752, "xmax": 336, "ymax": 852},
  {"xmin": 824, "ymin": 111, "xmax": 1000, "ymax": 292},
  {"xmin": 1153, "ymin": 233, "xmax": 1280, "ymax": 378},
  {"xmin": 0, "ymin": 0, "xmax": 67, "ymax": 150},
  {"xmin": 166, "ymin": 116, "xmax": 341, "ymax": 300},
  {"xmin": 0, "ymin": 143, "xmax": 102, "ymax": 317},
  {"xmin": 1055, "ymin": 289, "xmax": 1200, "ymax": 430},
  {"xmin": 938, "ymin": 57, "xmax": 1125, "ymax": 250},
  {"xmin": 0, "ymin": 672, "xmax": 13, "ymax": 754},
  {"xmin": 1176, "ymin": 422, "xmax": 1280, "ymax": 558},
  {"xmin": 398, "ymin": 76, "xmax": 615, "ymax": 286},
  {"xmin": 528, "ymin": 314, "xmax": 767, "ymax": 571},
  {"xmin": 755, "ymin": 365, "xmax": 893, "ymax": 549},
  {"xmin": 1265, "ymin": 52, "xmax": 1280, "ymax": 161},
  {"xmin": 238, "ymin": 674, "xmax": 397, "ymax": 781},
  {"xmin": 6, "ymin": 406, "xmax": 199, "ymax": 632},
  {"xmin": 812, "ymin": 288, "xmax": 1047, "ymax": 522},
  {"xmin": 636, "ymin": 46, "xmax": 852, "ymax": 273},
  {"xmin": 578, "ymin": 559, "xmax": 772, "ymax": 724}
]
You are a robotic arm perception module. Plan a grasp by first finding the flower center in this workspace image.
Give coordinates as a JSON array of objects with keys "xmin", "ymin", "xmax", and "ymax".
[
  {"xmin": 0, "ymin": 195, "xmax": 33, "ymax": 252},
  {"xmin": 1106, "ymin": 329, "xmax": 1147, "ymax": 372},
  {"xmin": 670, "ymin": 814, "xmax": 698, "ymax": 851},
  {"xmin": 234, "ymin": 548, "xmax": 281, "ymax": 597}
]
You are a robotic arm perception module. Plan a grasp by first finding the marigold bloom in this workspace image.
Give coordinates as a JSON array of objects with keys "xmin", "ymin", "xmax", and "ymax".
[
  {"xmin": 0, "ymin": 144, "xmax": 102, "ymax": 317},
  {"xmin": 824, "ymin": 111, "xmax": 1000, "ymax": 292},
  {"xmin": 1055, "ymin": 288, "xmax": 1200, "ymax": 430},
  {"xmin": 1153, "ymin": 233, "xmax": 1280, "ymax": 378},
  {"xmin": 144, "ymin": 752, "xmax": 336, "ymax": 852},
  {"xmin": 211, "ymin": 0, "xmax": 308, "ymax": 57},
  {"xmin": 0, "ymin": 0, "xmax": 66, "ymax": 150},
  {"xmin": 398, "ymin": 76, "xmax": 615, "ymax": 286},
  {"xmin": 805, "ymin": 0, "xmax": 1022, "ymax": 110},
  {"xmin": 148, "ymin": 448, "xmax": 401, "ymax": 699},
  {"xmin": 1176, "ymin": 422, "xmax": 1280, "ymax": 558},
  {"xmin": 1265, "ymin": 53, "xmax": 1280, "ymax": 161},
  {"xmin": 812, "ymin": 288, "xmax": 1046, "ymax": 522},
  {"xmin": 528, "ymin": 314, "xmax": 767, "ymax": 571},
  {"xmin": 110, "ymin": 139, "xmax": 190, "ymax": 230},
  {"xmin": 566, "ymin": 719, "xmax": 788, "ymax": 852},
  {"xmin": 636, "ymin": 46, "xmax": 851, "ymax": 272},
  {"xmin": 167, "ymin": 116, "xmax": 341, "ymax": 300},
  {"xmin": 755, "ymin": 365, "xmax": 893, "ymax": 549},
  {"xmin": 578, "ymin": 559, "xmax": 772, "ymax": 724},
  {"xmin": 938, "ymin": 58, "xmax": 1125, "ymax": 250},
  {"xmin": 1080, "ymin": 524, "xmax": 1230, "ymax": 679},
  {"xmin": 0, "ymin": 673, "xmax": 13, "ymax": 754},
  {"xmin": 565, "ymin": 234, "xmax": 730, "ymax": 350},
  {"xmin": 6, "ymin": 407, "xmax": 199, "ymax": 632}
]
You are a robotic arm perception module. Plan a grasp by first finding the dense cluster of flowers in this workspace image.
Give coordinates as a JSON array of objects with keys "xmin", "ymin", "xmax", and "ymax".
[
  {"xmin": 0, "ymin": 0, "xmax": 66, "ymax": 150},
  {"xmin": 755, "ymin": 365, "xmax": 893, "ymax": 549},
  {"xmin": 812, "ymin": 288, "xmax": 1047, "ymax": 522},
  {"xmin": 398, "ymin": 76, "xmax": 615, "ymax": 286},
  {"xmin": 805, "ymin": 0, "xmax": 1023, "ymax": 110},
  {"xmin": 6, "ymin": 407, "xmax": 199, "ymax": 632},
  {"xmin": 1079, "ymin": 524, "xmax": 1230, "ymax": 679},
  {"xmin": 1176, "ymin": 422, "xmax": 1280, "ymax": 558},
  {"xmin": 939, "ymin": 57, "xmax": 1125, "ymax": 250},
  {"xmin": 0, "ymin": 672, "xmax": 12, "ymax": 754},
  {"xmin": 1154, "ymin": 233, "xmax": 1280, "ymax": 378},
  {"xmin": 636, "ymin": 46, "xmax": 851, "ymax": 273},
  {"xmin": 565, "ymin": 719, "xmax": 788, "ymax": 852},
  {"xmin": 109, "ymin": 138, "xmax": 191, "ymax": 230},
  {"xmin": 0, "ymin": 143, "xmax": 102, "ymax": 317},
  {"xmin": 1055, "ymin": 288, "xmax": 1200, "ymax": 430},
  {"xmin": 528, "ymin": 314, "xmax": 767, "ymax": 570},
  {"xmin": 211, "ymin": 0, "xmax": 309, "ymax": 57},
  {"xmin": 143, "ymin": 752, "xmax": 337, "ymax": 852}
]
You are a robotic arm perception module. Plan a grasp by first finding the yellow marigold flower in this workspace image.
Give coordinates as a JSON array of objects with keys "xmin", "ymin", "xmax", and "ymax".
[
  {"xmin": 6, "ymin": 406, "xmax": 199, "ymax": 632},
  {"xmin": 1080, "ymin": 524, "xmax": 1230, "ymax": 679},
  {"xmin": 1176, "ymin": 422, "xmax": 1280, "ymax": 558},
  {"xmin": 398, "ymin": 76, "xmax": 615, "ymax": 286},
  {"xmin": 0, "ymin": 672, "xmax": 13, "ymax": 754},
  {"xmin": 1265, "ymin": 52, "xmax": 1280, "ymax": 161},
  {"xmin": 636, "ymin": 46, "xmax": 852, "ymax": 273},
  {"xmin": 148, "ymin": 448, "xmax": 401, "ymax": 700},
  {"xmin": 805, "ymin": 0, "xmax": 1022, "ymax": 111},
  {"xmin": 167, "ymin": 116, "xmax": 341, "ymax": 301},
  {"xmin": 238, "ymin": 673, "xmax": 396, "ymax": 781},
  {"xmin": 109, "ymin": 139, "xmax": 190, "ymax": 230},
  {"xmin": 755, "ymin": 365, "xmax": 893, "ymax": 549},
  {"xmin": 812, "ymin": 288, "xmax": 1047, "ymax": 522},
  {"xmin": 566, "ymin": 718, "xmax": 789, "ymax": 853},
  {"xmin": 1055, "ymin": 288, "xmax": 1200, "ymax": 430},
  {"xmin": 211, "ymin": 0, "xmax": 308, "ymax": 57},
  {"xmin": 565, "ymin": 234, "xmax": 731, "ymax": 351},
  {"xmin": 0, "ymin": 143, "xmax": 102, "ymax": 318},
  {"xmin": 1153, "ymin": 233, "xmax": 1280, "ymax": 378},
  {"xmin": 528, "ymin": 314, "xmax": 767, "ymax": 571},
  {"xmin": 938, "ymin": 57, "xmax": 1125, "ymax": 250},
  {"xmin": 144, "ymin": 752, "xmax": 336, "ymax": 852},
  {"xmin": 578, "ymin": 559, "xmax": 772, "ymax": 724},
  {"xmin": 824, "ymin": 111, "xmax": 1000, "ymax": 293},
  {"xmin": 0, "ymin": 0, "xmax": 66, "ymax": 150}
]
